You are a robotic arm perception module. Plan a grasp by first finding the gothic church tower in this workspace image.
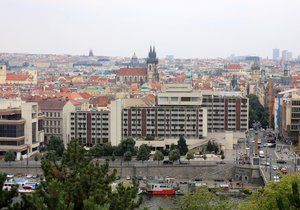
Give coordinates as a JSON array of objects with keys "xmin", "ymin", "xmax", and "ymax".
[{"xmin": 147, "ymin": 46, "xmax": 159, "ymax": 83}]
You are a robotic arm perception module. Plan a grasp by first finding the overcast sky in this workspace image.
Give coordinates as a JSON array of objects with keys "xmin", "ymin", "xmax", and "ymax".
[{"xmin": 0, "ymin": 0, "xmax": 300, "ymax": 58}]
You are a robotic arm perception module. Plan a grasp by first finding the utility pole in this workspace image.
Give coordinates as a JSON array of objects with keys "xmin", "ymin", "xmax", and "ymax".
[
  {"xmin": 26, "ymin": 144, "xmax": 29, "ymax": 166},
  {"xmin": 265, "ymin": 146, "xmax": 268, "ymax": 172},
  {"xmin": 269, "ymin": 157, "xmax": 272, "ymax": 181},
  {"xmin": 295, "ymin": 153, "xmax": 297, "ymax": 173},
  {"xmin": 120, "ymin": 159, "xmax": 123, "ymax": 178}
]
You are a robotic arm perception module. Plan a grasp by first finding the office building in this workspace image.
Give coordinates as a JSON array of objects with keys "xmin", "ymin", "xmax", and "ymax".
[
  {"xmin": 0, "ymin": 99, "xmax": 44, "ymax": 160},
  {"xmin": 273, "ymin": 48, "xmax": 280, "ymax": 60}
]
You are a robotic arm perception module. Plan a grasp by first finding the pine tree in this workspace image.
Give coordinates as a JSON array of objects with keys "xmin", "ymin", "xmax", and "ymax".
[
  {"xmin": 177, "ymin": 135, "xmax": 188, "ymax": 156},
  {"xmin": 136, "ymin": 144, "xmax": 151, "ymax": 163}
]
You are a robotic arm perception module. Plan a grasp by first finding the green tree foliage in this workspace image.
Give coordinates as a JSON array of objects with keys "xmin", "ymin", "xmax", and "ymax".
[
  {"xmin": 221, "ymin": 154, "xmax": 225, "ymax": 160},
  {"xmin": 249, "ymin": 94, "xmax": 269, "ymax": 128},
  {"xmin": 118, "ymin": 138, "xmax": 137, "ymax": 156},
  {"xmin": 206, "ymin": 140, "xmax": 219, "ymax": 154},
  {"xmin": 186, "ymin": 151, "xmax": 194, "ymax": 163},
  {"xmin": 111, "ymin": 153, "xmax": 116, "ymax": 162},
  {"xmin": 12, "ymin": 140, "xmax": 141, "ymax": 210},
  {"xmin": 177, "ymin": 187, "xmax": 237, "ymax": 210},
  {"xmin": 136, "ymin": 144, "xmax": 151, "ymax": 162},
  {"xmin": 90, "ymin": 144, "xmax": 114, "ymax": 158},
  {"xmin": 240, "ymin": 173, "xmax": 300, "ymax": 210},
  {"xmin": 4, "ymin": 151, "xmax": 15, "ymax": 165},
  {"xmin": 123, "ymin": 151, "xmax": 132, "ymax": 163},
  {"xmin": 168, "ymin": 149, "xmax": 180, "ymax": 162},
  {"xmin": 47, "ymin": 136, "xmax": 64, "ymax": 157},
  {"xmin": 177, "ymin": 135, "xmax": 188, "ymax": 156},
  {"xmin": 170, "ymin": 143, "xmax": 177, "ymax": 151},
  {"xmin": 0, "ymin": 173, "xmax": 18, "ymax": 209},
  {"xmin": 153, "ymin": 150, "xmax": 164, "ymax": 165}
]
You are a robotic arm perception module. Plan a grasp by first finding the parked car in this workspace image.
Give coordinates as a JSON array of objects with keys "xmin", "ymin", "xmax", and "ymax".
[
  {"xmin": 277, "ymin": 159, "xmax": 287, "ymax": 164},
  {"xmin": 163, "ymin": 160, "xmax": 173, "ymax": 165},
  {"xmin": 272, "ymin": 165, "xmax": 278, "ymax": 170}
]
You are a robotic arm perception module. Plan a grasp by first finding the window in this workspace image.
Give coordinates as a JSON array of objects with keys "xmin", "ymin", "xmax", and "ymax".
[{"xmin": 171, "ymin": 97, "xmax": 178, "ymax": 102}]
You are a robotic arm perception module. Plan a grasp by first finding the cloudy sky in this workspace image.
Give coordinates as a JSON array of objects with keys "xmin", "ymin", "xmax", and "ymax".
[{"xmin": 0, "ymin": 0, "xmax": 299, "ymax": 58}]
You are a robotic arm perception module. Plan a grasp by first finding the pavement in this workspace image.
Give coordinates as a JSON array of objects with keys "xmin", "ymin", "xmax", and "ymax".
[{"xmin": 246, "ymin": 129, "xmax": 299, "ymax": 182}]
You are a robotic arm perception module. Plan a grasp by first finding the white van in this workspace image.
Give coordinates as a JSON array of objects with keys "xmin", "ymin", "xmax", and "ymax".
[{"xmin": 259, "ymin": 150, "xmax": 265, "ymax": 158}]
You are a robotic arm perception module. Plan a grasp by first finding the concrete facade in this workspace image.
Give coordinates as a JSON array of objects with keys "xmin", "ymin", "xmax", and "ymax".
[{"xmin": 0, "ymin": 99, "xmax": 44, "ymax": 160}]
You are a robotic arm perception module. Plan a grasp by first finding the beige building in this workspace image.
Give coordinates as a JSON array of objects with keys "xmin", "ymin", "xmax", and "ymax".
[
  {"xmin": 36, "ymin": 99, "xmax": 76, "ymax": 147},
  {"xmin": 0, "ymin": 65, "xmax": 6, "ymax": 84},
  {"xmin": 0, "ymin": 99, "xmax": 44, "ymax": 160},
  {"xmin": 279, "ymin": 90, "xmax": 300, "ymax": 144}
]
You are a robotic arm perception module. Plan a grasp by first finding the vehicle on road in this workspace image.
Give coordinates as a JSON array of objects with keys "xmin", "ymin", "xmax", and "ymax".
[
  {"xmin": 259, "ymin": 151, "xmax": 265, "ymax": 158},
  {"xmin": 272, "ymin": 165, "xmax": 278, "ymax": 170},
  {"xmin": 276, "ymin": 159, "xmax": 287, "ymax": 164},
  {"xmin": 163, "ymin": 160, "xmax": 173, "ymax": 165},
  {"xmin": 274, "ymin": 175, "xmax": 280, "ymax": 182},
  {"xmin": 280, "ymin": 167, "xmax": 288, "ymax": 174}
]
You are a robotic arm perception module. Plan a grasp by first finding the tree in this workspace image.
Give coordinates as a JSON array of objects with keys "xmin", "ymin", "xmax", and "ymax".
[
  {"xmin": 203, "ymin": 154, "xmax": 207, "ymax": 160},
  {"xmin": 177, "ymin": 135, "xmax": 188, "ymax": 156},
  {"xmin": 12, "ymin": 140, "xmax": 141, "ymax": 210},
  {"xmin": 136, "ymin": 144, "xmax": 151, "ymax": 163},
  {"xmin": 47, "ymin": 136, "xmax": 64, "ymax": 157},
  {"xmin": 221, "ymin": 154, "xmax": 225, "ymax": 160},
  {"xmin": 168, "ymin": 149, "xmax": 180, "ymax": 162},
  {"xmin": 0, "ymin": 172, "xmax": 18, "ymax": 209},
  {"xmin": 240, "ymin": 173, "xmax": 300, "ymax": 210},
  {"xmin": 186, "ymin": 151, "xmax": 194, "ymax": 164},
  {"xmin": 206, "ymin": 140, "xmax": 214, "ymax": 152},
  {"xmin": 249, "ymin": 94, "xmax": 269, "ymax": 129},
  {"xmin": 123, "ymin": 151, "xmax": 132, "ymax": 166},
  {"xmin": 111, "ymin": 153, "xmax": 116, "ymax": 162},
  {"xmin": 153, "ymin": 150, "xmax": 164, "ymax": 165},
  {"xmin": 178, "ymin": 187, "xmax": 237, "ymax": 210},
  {"xmin": 4, "ymin": 151, "xmax": 15, "ymax": 166},
  {"xmin": 118, "ymin": 138, "xmax": 136, "ymax": 156},
  {"xmin": 170, "ymin": 143, "xmax": 177, "ymax": 151}
]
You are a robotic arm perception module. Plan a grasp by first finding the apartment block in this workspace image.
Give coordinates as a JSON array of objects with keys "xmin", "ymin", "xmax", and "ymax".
[
  {"xmin": 201, "ymin": 91, "xmax": 248, "ymax": 131},
  {"xmin": 122, "ymin": 106, "xmax": 207, "ymax": 139},
  {"xmin": 277, "ymin": 90, "xmax": 300, "ymax": 144},
  {"xmin": 69, "ymin": 110, "xmax": 110, "ymax": 146},
  {"xmin": 0, "ymin": 99, "xmax": 44, "ymax": 160}
]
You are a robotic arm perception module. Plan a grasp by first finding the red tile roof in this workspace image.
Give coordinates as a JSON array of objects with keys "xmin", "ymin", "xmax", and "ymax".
[
  {"xmin": 117, "ymin": 68, "xmax": 147, "ymax": 76},
  {"xmin": 37, "ymin": 99, "xmax": 67, "ymax": 110},
  {"xmin": 227, "ymin": 64, "xmax": 242, "ymax": 70},
  {"xmin": 6, "ymin": 73, "xmax": 29, "ymax": 81},
  {"xmin": 90, "ymin": 96, "xmax": 111, "ymax": 107}
]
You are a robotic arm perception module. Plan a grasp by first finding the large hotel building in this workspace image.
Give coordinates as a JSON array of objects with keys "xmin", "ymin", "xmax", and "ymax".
[{"xmin": 118, "ymin": 84, "xmax": 248, "ymax": 146}]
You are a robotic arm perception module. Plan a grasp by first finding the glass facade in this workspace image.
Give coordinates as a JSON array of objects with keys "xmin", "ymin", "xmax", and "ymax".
[
  {"xmin": 32, "ymin": 122, "xmax": 37, "ymax": 143},
  {"xmin": 0, "ymin": 124, "xmax": 24, "ymax": 137}
]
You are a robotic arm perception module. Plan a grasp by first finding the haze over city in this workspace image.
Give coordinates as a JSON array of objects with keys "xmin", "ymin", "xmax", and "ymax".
[{"xmin": 1, "ymin": 0, "xmax": 300, "ymax": 58}]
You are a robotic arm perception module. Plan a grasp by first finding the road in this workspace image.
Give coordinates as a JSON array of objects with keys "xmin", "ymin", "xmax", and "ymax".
[{"xmin": 246, "ymin": 129, "xmax": 299, "ymax": 182}]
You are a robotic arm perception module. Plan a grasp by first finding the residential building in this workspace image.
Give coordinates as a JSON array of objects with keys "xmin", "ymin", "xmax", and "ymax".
[
  {"xmin": 36, "ymin": 99, "xmax": 75, "ymax": 146},
  {"xmin": 0, "ymin": 99, "xmax": 44, "ymax": 160},
  {"xmin": 277, "ymin": 89, "xmax": 300, "ymax": 144},
  {"xmin": 69, "ymin": 110, "xmax": 110, "ymax": 147}
]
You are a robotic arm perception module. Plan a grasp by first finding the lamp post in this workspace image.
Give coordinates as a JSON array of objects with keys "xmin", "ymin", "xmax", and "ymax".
[{"xmin": 26, "ymin": 144, "xmax": 29, "ymax": 166}]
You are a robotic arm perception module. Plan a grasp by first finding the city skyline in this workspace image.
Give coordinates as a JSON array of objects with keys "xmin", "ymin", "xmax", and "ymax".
[{"xmin": 0, "ymin": 0, "xmax": 300, "ymax": 58}]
